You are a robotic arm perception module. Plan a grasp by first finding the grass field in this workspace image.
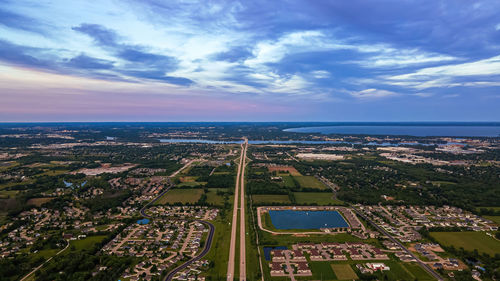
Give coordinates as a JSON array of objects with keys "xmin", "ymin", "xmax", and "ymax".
[
  {"xmin": 310, "ymin": 262, "xmax": 336, "ymax": 280},
  {"xmin": 294, "ymin": 176, "xmax": 327, "ymax": 190},
  {"xmin": 280, "ymin": 175, "xmax": 296, "ymax": 188},
  {"xmin": 178, "ymin": 181, "xmax": 206, "ymax": 187},
  {"xmin": 203, "ymin": 217, "xmax": 232, "ymax": 279},
  {"xmin": 26, "ymin": 197, "xmax": 54, "ymax": 206},
  {"xmin": 70, "ymin": 235, "xmax": 107, "ymax": 251},
  {"xmin": 155, "ymin": 188, "xmax": 203, "ymax": 204},
  {"xmin": 430, "ymin": 231, "xmax": 500, "ymax": 256},
  {"xmin": 403, "ymin": 263, "xmax": 434, "ymax": 280},
  {"xmin": 252, "ymin": 194, "xmax": 291, "ymax": 204},
  {"xmin": 484, "ymin": 216, "xmax": 500, "ymax": 224},
  {"xmin": 206, "ymin": 189, "xmax": 231, "ymax": 206},
  {"xmin": 293, "ymin": 192, "xmax": 344, "ymax": 205},
  {"xmin": 331, "ymin": 264, "xmax": 358, "ymax": 280}
]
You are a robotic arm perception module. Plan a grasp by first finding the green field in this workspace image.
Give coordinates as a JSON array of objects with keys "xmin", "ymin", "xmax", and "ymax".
[
  {"xmin": 293, "ymin": 192, "xmax": 343, "ymax": 205},
  {"xmin": 294, "ymin": 176, "xmax": 327, "ymax": 190},
  {"xmin": 252, "ymin": 194, "xmax": 291, "ymax": 204},
  {"xmin": 203, "ymin": 218, "xmax": 232, "ymax": 279},
  {"xmin": 430, "ymin": 231, "xmax": 500, "ymax": 256},
  {"xmin": 70, "ymin": 235, "xmax": 107, "ymax": 251},
  {"xmin": 331, "ymin": 264, "xmax": 358, "ymax": 280},
  {"xmin": 280, "ymin": 175, "xmax": 297, "ymax": 188},
  {"xmin": 155, "ymin": 188, "xmax": 203, "ymax": 204},
  {"xmin": 310, "ymin": 262, "xmax": 336, "ymax": 280},
  {"xmin": 484, "ymin": 216, "xmax": 500, "ymax": 224},
  {"xmin": 206, "ymin": 189, "xmax": 231, "ymax": 206},
  {"xmin": 403, "ymin": 263, "xmax": 434, "ymax": 280},
  {"xmin": 178, "ymin": 181, "xmax": 206, "ymax": 187}
]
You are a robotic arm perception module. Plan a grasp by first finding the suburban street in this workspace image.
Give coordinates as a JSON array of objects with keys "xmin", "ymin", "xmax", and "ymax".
[{"xmin": 352, "ymin": 208, "xmax": 443, "ymax": 281}]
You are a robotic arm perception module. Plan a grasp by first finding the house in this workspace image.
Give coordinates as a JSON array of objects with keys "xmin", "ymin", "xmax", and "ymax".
[
  {"xmin": 270, "ymin": 262, "xmax": 284, "ymax": 276},
  {"xmin": 291, "ymin": 250, "xmax": 306, "ymax": 261},
  {"xmin": 296, "ymin": 262, "xmax": 312, "ymax": 275},
  {"xmin": 309, "ymin": 249, "xmax": 323, "ymax": 260},
  {"xmin": 271, "ymin": 250, "xmax": 285, "ymax": 261}
]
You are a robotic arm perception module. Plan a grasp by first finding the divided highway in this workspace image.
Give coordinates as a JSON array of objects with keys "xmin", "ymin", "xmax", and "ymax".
[{"xmin": 227, "ymin": 140, "xmax": 248, "ymax": 281}]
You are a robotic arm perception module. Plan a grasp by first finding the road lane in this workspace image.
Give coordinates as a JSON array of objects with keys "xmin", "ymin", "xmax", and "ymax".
[
  {"xmin": 227, "ymin": 143, "xmax": 245, "ymax": 281},
  {"xmin": 239, "ymin": 140, "xmax": 248, "ymax": 280}
]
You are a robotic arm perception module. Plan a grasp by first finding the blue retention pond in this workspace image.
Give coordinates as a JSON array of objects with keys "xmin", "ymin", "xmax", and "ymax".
[{"xmin": 269, "ymin": 210, "xmax": 349, "ymax": 229}]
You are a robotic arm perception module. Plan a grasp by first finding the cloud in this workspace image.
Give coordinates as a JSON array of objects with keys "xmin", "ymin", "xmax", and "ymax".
[
  {"xmin": 72, "ymin": 23, "xmax": 119, "ymax": 47},
  {"xmin": 349, "ymin": 88, "xmax": 398, "ymax": 99},
  {"xmin": 413, "ymin": 92, "xmax": 433, "ymax": 98},
  {"xmin": 0, "ymin": 7, "xmax": 48, "ymax": 34},
  {"xmin": 383, "ymin": 55, "xmax": 500, "ymax": 89},
  {"xmin": 0, "ymin": 39, "xmax": 54, "ymax": 69},
  {"xmin": 67, "ymin": 54, "xmax": 114, "ymax": 69},
  {"xmin": 311, "ymin": 70, "xmax": 330, "ymax": 79}
]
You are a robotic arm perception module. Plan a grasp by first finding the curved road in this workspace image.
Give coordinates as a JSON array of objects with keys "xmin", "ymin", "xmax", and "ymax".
[
  {"xmin": 164, "ymin": 220, "xmax": 215, "ymax": 281},
  {"xmin": 136, "ymin": 160, "xmax": 217, "ymax": 281}
]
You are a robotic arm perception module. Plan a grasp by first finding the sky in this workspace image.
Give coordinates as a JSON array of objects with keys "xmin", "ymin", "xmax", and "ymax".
[{"xmin": 1, "ymin": 0, "xmax": 500, "ymax": 122}]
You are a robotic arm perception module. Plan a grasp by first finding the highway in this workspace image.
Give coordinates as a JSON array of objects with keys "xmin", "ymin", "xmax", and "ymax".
[
  {"xmin": 226, "ymin": 141, "xmax": 246, "ymax": 281},
  {"xmin": 352, "ymin": 208, "xmax": 443, "ymax": 281},
  {"xmin": 239, "ymin": 140, "xmax": 248, "ymax": 280}
]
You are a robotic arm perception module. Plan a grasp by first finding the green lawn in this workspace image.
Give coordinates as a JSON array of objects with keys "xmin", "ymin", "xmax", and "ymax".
[
  {"xmin": 155, "ymin": 188, "xmax": 203, "ymax": 204},
  {"xmin": 293, "ymin": 192, "xmax": 343, "ymax": 205},
  {"xmin": 310, "ymin": 262, "xmax": 336, "ymax": 280},
  {"xmin": 252, "ymin": 194, "xmax": 291, "ymax": 204},
  {"xmin": 294, "ymin": 176, "xmax": 327, "ymax": 190},
  {"xmin": 331, "ymin": 264, "xmax": 358, "ymax": 280},
  {"xmin": 70, "ymin": 235, "xmax": 108, "ymax": 251},
  {"xmin": 403, "ymin": 263, "xmax": 435, "ymax": 280},
  {"xmin": 430, "ymin": 231, "xmax": 500, "ymax": 256}
]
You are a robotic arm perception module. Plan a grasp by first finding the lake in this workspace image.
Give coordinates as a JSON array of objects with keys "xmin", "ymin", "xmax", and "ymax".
[
  {"xmin": 284, "ymin": 125, "xmax": 500, "ymax": 137},
  {"xmin": 269, "ymin": 210, "xmax": 349, "ymax": 229}
]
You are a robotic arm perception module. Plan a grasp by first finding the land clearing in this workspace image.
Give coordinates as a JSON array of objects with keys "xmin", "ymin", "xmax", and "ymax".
[{"xmin": 267, "ymin": 166, "xmax": 301, "ymax": 176}]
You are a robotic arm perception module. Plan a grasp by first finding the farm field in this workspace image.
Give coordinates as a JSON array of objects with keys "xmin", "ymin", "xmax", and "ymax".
[
  {"xmin": 293, "ymin": 192, "xmax": 343, "ymax": 205},
  {"xmin": 430, "ymin": 231, "xmax": 500, "ymax": 256},
  {"xmin": 294, "ymin": 176, "xmax": 327, "ymax": 190},
  {"xmin": 331, "ymin": 264, "xmax": 358, "ymax": 280},
  {"xmin": 155, "ymin": 188, "xmax": 203, "ymax": 204},
  {"xmin": 252, "ymin": 194, "xmax": 291, "ymax": 204}
]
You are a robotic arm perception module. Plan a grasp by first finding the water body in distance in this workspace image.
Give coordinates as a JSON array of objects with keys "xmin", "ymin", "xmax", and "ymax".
[
  {"xmin": 285, "ymin": 124, "xmax": 500, "ymax": 137},
  {"xmin": 159, "ymin": 139, "xmax": 455, "ymax": 146},
  {"xmin": 269, "ymin": 210, "xmax": 349, "ymax": 229}
]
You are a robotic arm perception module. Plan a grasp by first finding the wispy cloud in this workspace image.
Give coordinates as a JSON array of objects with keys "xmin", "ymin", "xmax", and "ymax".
[{"xmin": 349, "ymin": 88, "xmax": 398, "ymax": 99}]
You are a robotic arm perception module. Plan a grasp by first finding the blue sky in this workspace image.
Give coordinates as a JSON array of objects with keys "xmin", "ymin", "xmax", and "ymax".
[{"xmin": 0, "ymin": 0, "xmax": 499, "ymax": 121}]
